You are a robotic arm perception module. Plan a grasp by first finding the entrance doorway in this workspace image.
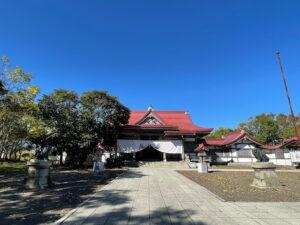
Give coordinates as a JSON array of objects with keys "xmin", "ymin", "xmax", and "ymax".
[{"xmin": 136, "ymin": 146, "xmax": 162, "ymax": 161}]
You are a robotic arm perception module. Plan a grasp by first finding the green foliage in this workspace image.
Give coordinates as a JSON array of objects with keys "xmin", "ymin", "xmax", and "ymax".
[
  {"xmin": 0, "ymin": 56, "xmax": 40, "ymax": 160},
  {"xmin": 207, "ymin": 127, "xmax": 233, "ymax": 138},
  {"xmin": 35, "ymin": 89, "xmax": 130, "ymax": 167},
  {"xmin": 0, "ymin": 161, "xmax": 27, "ymax": 173},
  {"xmin": 237, "ymin": 113, "xmax": 299, "ymax": 145}
]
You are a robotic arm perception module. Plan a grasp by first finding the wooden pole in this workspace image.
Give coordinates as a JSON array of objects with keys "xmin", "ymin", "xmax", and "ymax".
[{"xmin": 276, "ymin": 52, "xmax": 300, "ymax": 148}]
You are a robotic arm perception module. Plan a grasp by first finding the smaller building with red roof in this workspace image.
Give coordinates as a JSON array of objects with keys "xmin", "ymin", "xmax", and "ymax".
[
  {"xmin": 193, "ymin": 130, "xmax": 299, "ymax": 166},
  {"xmin": 195, "ymin": 130, "xmax": 264, "ymax": 164}
]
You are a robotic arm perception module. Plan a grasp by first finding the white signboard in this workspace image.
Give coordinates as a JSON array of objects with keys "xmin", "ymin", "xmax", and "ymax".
[{"xmin": 290, "ymin": 151, "xmax": 300, "ymax": 163}]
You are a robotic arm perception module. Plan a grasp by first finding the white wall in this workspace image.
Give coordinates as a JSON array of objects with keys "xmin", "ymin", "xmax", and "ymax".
[{"xmin": 213, "ymin": 141, "xmax": 295, "ymax": 166}]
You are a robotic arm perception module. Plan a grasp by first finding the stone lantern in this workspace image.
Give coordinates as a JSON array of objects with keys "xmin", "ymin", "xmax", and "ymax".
[
  {"xmin": 251, "ymin": 149, "xmax": 280, "ymax": 188},
  {"xmin": 195, "ymin": 144, "xmax": 209, "ymax": 173},
  {"xmin": 25, "ymin": 145, "xmax": 52, "ymax": 189}
]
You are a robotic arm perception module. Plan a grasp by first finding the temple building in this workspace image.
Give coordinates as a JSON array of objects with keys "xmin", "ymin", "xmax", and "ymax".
[
  {"xmin": 117, "ymin": 106, "xmax": 213, "ymax": 161},
  {"xmin": 116, "ymin": 106, "xmax": 300, "ymax": 166}
]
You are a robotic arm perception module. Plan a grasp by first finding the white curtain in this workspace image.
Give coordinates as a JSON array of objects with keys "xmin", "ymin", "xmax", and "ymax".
[{"xmin": 117, "ymin": 139, "xmax": 183, "ymax": 154}]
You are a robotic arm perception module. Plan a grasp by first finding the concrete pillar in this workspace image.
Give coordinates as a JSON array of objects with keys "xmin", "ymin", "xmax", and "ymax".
[
  {"xmin": 181, "ymin": 151, "xmax": 185, "ymax": 161},
  {"xmin": 163, "ymin": 153, "xmax": 167, "ymax": 162},
  {"xmin": 181, "ymin": 141, "xmax": 185, "ymax": 161},
  {"xmin": 133, "ymin": 152, "xmax": 136, "ymax": 160}
]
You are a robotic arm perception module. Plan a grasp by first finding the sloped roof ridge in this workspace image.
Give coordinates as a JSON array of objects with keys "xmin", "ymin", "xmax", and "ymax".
[
  {"xmin": 261, "ymin": 144, "xmax": 282, "ymax": 150},
  {"xmin": 205, "ymin": 138, "xmax": 223, "ymax": 141},
  {"xmin": 284, "ymin": 135, "xmax": 300, "ymax": 143},
  {"xmin": 205, "ymin": 130, "xmax": 264, "ymax": 146},
  {"xmin": 131, "ymin": 110, "xmax": 187, "ymax": 113},
  {"xmin": 134, "ymin": 110, "xmax": 167, "ymax": 125},
  {"xmin": 127, "ymin": 109, "xmax": 213, "ymax": 133}
]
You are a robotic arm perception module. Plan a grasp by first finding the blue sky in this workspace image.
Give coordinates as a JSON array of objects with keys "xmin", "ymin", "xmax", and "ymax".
[{"xmin": 1, "ymin": 0, "xmax": 300, "ymax": 129}]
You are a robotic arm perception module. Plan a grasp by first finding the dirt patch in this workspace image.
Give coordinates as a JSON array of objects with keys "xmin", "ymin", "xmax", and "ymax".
[
  {"xmin": 0, "ymin": 168, "xmax": 126, "ymax": 225},
  {"xmin": 177, "ymin": 170, "xmax": 300, "ymax": 202}
]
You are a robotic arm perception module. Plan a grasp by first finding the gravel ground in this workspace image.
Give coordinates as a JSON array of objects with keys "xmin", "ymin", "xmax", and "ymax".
[
  {"xmin": 0, "ymin": 168, "xmax": 126, "ymax": 225},
  {"xmin": 177, "ymin": 170, "xmax": 300, "ymax": 202}
]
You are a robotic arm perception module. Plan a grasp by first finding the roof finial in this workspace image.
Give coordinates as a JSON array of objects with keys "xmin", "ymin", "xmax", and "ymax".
[{"xmin": 148, "ymin": 105, "xmax": 153, "ymax": 111}]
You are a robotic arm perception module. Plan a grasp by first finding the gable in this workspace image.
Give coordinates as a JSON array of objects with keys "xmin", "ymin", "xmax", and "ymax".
[
  {"xmin": 137, "ymin": 112, "xmax": 164, "ymax": 125},
  {"xmin": 127, "ymin": 109, "xmax": 213, "ymax": 134}
]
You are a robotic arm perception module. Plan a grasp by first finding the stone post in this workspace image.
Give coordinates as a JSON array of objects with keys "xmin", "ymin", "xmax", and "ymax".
[
  {"xmin": 25, "ymin": 159, "xmax": 52, "ymax": 189},
  {"xmin": 251, "ymin": 162, "xmax": 280, "ymax": 188},
  {"xmin": 197, "ymin": 162, "xmax": 208, "ymax": 173}
]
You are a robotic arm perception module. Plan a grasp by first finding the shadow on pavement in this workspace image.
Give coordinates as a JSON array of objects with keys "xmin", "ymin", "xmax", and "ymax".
[{"xmin": 0, "ymin": 169, "xmax": 124, "ymax": 225}]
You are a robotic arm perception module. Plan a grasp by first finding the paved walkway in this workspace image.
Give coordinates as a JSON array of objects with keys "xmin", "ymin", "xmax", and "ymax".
[{"xmin": 55, "ymin": 168, "xmax": 300, "ymax": 225}]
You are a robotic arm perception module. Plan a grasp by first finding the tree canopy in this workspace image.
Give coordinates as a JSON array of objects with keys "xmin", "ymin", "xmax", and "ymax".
[
  {"xmin": 36, "ymin": 89, "xmax": 130, "ymax": 166},
  {"xmin": 206, "ymin": 127, "xmax": 233, "ymax": 139},
  {"xmin": 0, "ymin": 56, "xmax": 130, "ymax": 165},
  {"xmin": 0, "ymin": 56, "xmax": 40, "ymax": 159},
  {"xmin": 209, "ymin": 113, "xmax": 300, "ymax": 145}
]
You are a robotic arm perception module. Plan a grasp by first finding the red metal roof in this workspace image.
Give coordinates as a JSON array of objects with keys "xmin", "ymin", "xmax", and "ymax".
[
  {"xmin": 126, "ymin": 109, "xmax": 213, "ymax": 134},
  {"xmin": 261, "ymin": 135, "xmax": 300, "ymax": 150},
  {"xmin": 284, "ymin": 135, "xmax": 300, "ymax": 143},
  {"xmin": 260, "ymin": 144, "xmax": 282, "ymax": 150},
  {"xmin": 195, "ymin": 144, "xmax": 209, "ymax": 151},
  {"xmin": 205, "ymin": 138, "xmax": 224, "ymax": 145},
  {"xmin": 205, "ymin": 130, "xmax": 264, "ymax": 146}
]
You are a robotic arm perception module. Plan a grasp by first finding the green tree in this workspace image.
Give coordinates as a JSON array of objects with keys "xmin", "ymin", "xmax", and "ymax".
[
  {"xmin": 37, "ymin": 89, "xmax": 80, "ymax": 165},
  {"xmin": 238, "ymin": 113, "xmax": 280, "ymax": 144},
  {"xmin": 36, "ymin": 89, "xmax": 130, "ymax": 167},
  {"xmin": 0, "ymin": 56, "xmax": 40, "ymax": 159},
  {"xmin": 206, "ymin": 127, "xmax": 233, "ymax": 138},
  {"xmin": 79, "ymin": 90, "xmax": 129, "ymax": 165}
]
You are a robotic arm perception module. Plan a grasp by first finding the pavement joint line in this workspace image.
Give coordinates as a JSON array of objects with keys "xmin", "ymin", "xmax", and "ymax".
[
  {"xmin": 154, "ymin": 168, "xmax": 173, "ymax": 225},
  {"xmin": 127, "ymin": 169, "xmax": 142, "ymax": 225},
  {"xmin": 167, "ymin": 169, "xmax": 203, "ymax": 225}
]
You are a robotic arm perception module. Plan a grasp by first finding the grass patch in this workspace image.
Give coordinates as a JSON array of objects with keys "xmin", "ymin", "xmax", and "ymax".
[{"xmin": 0, "ymin": 161, "xmax": 27, "ymax": 173}]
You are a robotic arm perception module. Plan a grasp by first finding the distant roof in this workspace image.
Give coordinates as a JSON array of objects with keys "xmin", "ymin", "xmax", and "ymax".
[
  {"xmin": 284, "ymin": 135, "xmax": 300, "ymax": 143},
  {"xmin": 205, "ymin": 130, "xmax": 263, "ymax": 146},
  {"xmin": 260, "ymin": 144, "xmax": 282, "ymax": 150},
  {"xmin": 261, "ymin": 135, "xmax": 300, "ymax": 150},
  {"xmin": 124, "ymin": 108, "xmax": 213, "ymax": 135}
]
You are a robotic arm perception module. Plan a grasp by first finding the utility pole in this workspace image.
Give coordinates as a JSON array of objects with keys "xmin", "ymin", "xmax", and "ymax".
[{"xmin": 276, "ymin": 52, "xmax": 300, "ymax": 148}]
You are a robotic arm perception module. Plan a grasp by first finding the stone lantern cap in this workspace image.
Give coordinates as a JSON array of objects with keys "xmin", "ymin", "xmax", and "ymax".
[
  {"xmin": 194, "ymin": 144, "xmax": 209, "ymax": 152},
  {"xmin": 27, "ymin": 159, "xmax": 52, "ymax": 169},
  {"xmin": 252, "ymin": 162, "xmax": 276, "ymax": 169}
]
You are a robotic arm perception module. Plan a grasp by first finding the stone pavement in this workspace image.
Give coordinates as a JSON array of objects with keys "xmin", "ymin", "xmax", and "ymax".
[{"xmin": 55, "ymin": 168, "xmax": 300, "ymax": 225}]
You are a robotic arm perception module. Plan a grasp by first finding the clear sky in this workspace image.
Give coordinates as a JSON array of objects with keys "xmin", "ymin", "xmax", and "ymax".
[{"xmin": 1, "ymin": 0, "xmax": 300, "ymax": 129}]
